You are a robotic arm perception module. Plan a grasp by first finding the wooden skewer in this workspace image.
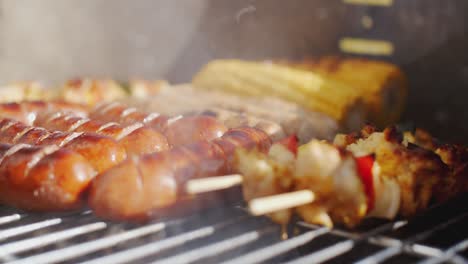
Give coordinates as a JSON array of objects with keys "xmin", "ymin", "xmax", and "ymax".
[
  {"xmin": 186, "ymin": 175, "xmax": 315, "ymax": 216},
  {"xmin": 185, "ymin": 174, "xmax": 243, "ymax": 194},
  {"xmin": 248, "ymin": 190, "xmax": 315, "ymax": 216}
]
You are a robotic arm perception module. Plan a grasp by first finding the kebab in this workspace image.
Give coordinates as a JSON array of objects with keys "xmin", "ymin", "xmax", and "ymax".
[{"xmin": 234, "ymin": 126, "xmax": 467, "ymax": 227}]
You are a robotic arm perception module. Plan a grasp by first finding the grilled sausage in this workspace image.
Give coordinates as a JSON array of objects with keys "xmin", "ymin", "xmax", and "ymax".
[
  {"xmin": 89, "ymin": 127, "xmax": 271, "ymax": 221},
  {"xmin": 0, "ymin": 143, "xmax": 95, "ymax": 211},
  {"xmin": 91, "ymin": 102, "xmax": 168, "ymax": 129},
  {"xmin": 0, "ymin": 101, "xmax": 88, "ymax": 125},
  {"xmin": 90, "ymin": 102, "xmax": 228, "ymax": 146},
  {"xmin": 0, "ymin": 119, "xmax": 126, "ymax": 173},
  {"xmin": 35, "ymin": 112, "xmax": 169, "ymax": 155}
]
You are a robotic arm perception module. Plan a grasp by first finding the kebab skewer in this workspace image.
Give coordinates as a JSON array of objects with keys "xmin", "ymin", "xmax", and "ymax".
[
  {"xmin": 189, "ymin": 126, "xmax": 467, "ymax": 228},
  {"xmin": 243, "ymin": 126, "xmax": 467, "ymax": 227}
]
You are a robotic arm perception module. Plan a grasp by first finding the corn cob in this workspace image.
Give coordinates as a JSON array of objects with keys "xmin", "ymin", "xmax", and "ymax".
[
  {"xmin": 192, "ymin": 60, "xmax": 366, "ymax": 131},
  {"xmin": 281, "ymin": 56, "xmax": 407, "ymax": 128}
]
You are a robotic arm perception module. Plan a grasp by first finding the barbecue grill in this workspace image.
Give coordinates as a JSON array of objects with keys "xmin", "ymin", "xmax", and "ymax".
[
  {"xmin": 0, "ymin": 193, "xmax": 466, "ymax": 263},
  {"xmin": 0, "ymin": 1, "xmax": 467, "ymax": 263}
]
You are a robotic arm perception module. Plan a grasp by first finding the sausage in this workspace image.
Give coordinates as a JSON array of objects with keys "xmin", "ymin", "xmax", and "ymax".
[
  {"xmin": 90, "ymin": 102, "xmax": 228, "ymax": 146},
  {"xmin": 162, "ymin": 115, "xmax": 227, "ymax": 146},
  {"xmin": 0, "ymin": 101, "xmax": 88, "ymax": 125},
  {"xmin": 89, "ymin": 127, "xmax": 271, "ymax": 221},
  {"xmin": 35, "ymin": 112, "xmax": 169, "ymax": 155},
  {"xmin": 0, "ymin": 143, "xmax": 95, "ymax": 211},
  {"xmin": 0, "ymin": 118, "xmax": 126, "ymax": 173},
  {"xmin": 91, "ymin": 102, "xmax": 169, "ymax": 129}
]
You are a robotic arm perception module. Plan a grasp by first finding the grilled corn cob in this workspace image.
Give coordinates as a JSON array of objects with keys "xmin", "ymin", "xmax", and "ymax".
[
  {"xmin": 282, "ymin": 56, "xmax": 407, "ymax": 128},
  {"xmin": 192, "ymin": 60, "xmax": 366, "ymax": 131}
]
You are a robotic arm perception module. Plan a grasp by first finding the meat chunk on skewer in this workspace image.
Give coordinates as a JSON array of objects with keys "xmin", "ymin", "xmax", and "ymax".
[{"xmin": 238, "ymin": 126, "xmax": 463, "ymax": 228}]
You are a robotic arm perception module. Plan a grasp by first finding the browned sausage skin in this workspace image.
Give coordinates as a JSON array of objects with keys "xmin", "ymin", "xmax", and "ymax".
[
  {"xmin": 162, "ymin": 115, "xmax": 227, "ymax": 146},
  {"xmin": 0, "ymin": 143, "xmax": 95, "ymax": 211},
  {"xmin": 34, "ymin": 112, "xmax": 169, "ymax": 155},
  {"xmin": 89, "ymin": 127, "xmax": 271, "ymax": 221},
  {"xmin": 91, "ymin": 102, "xmax": 168, "ymax": 129},
  {"xmin": 90, "ymin": 102, "xmax": 228, "ymax": 146},
  {"xmin": 0, "ymin": 118, "xmax": 126, "ymax": 173},
  {"xmin": 0, "ymin": 101, "xmax": 88, "ymax": 125}
]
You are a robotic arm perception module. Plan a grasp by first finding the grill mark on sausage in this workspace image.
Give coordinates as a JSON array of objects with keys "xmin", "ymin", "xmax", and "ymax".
[
  {"xmin": 96, "ymin": 122, "xmax": 120, "ymax": 133},
  {"xmin": 143, "ymin": 112, "xmax": 161, "ymax": 124},
  {"xmin": 37, "ymin": 129, "xmax": 55, "ymax": 143},
  {"xmin": 120, "ymin": 107, "xmax": 138, "ymax": 118},
  {"xmin": 116, "ymin": 123, "xmax": 144, "ymax": 141},
  {"xmin": 98, "ymin": 102, "xmax": 121, "ymax": 115},
  {"xmin": 59, "ymin": 132, "xmax": 84, "ymax": 147},
  {"xmin": 0, "ymin": 144, "xmax": 30, "ymax": 165},
  {"xmin": 68, "ymin": 118, "xmax": 91, "ymax": 132},
  {"xmin": 166, "ymin": 115, "xmax": 183, "ymax": 126},
  {"xmin": 12, "ymin": 127, "xmax": 35, "ymax": 143},
  {"xmin": 63, "ymin": 115, "xmax": 76, "ymax": 121},
  {"xmin": 0, "ymin": 120, "xmax": 16, "ymax": 133},
  {"xmin": 45, "ymin": 112, "xmax": 64, "ymax": 124},
  {"xmin": 24, "ymin": 145, "xmax": 60, "ymax": 176}
]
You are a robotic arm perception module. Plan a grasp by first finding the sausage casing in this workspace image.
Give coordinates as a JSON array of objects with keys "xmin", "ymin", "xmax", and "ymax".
[
  {"xmin": 89, "ymin": 127, "xmax": 271, "ymax": 220},
  {"xmin": 35, "ymin": 112, "xmax": 169, "ymax": 155},
  {"xmin": 90, "ymin": 102, "xmax": 228, "ymax": 146},
  {"xmin": 0, "ymin": 101, "xmax": 88, "ymax": 125},
  {"xmin": 0, "ymin": 118, "xmax": 126, "ymax": 173},
  {"xmin": 0, "ymin": 143, "xmax": 95, "ymax": 211}
]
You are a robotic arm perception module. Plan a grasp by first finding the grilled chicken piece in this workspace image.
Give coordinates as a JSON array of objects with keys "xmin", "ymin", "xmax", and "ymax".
[
  {"xmin": 403, "ymin": 128, "xmax": 468, "ymax": 202},
  {"xmin": 239, "ymin": 125, "xmax": 463, "ymax": 228},
  {"xmin": 294, "ymin": 141, "xmax": 368, "ymax": 227},
  {"xmin": 342, "ymin": 127, "xmax": 447, "ymax": 217},
  {"xmin": 237, "ymin": 139, "xmax": 368, "ymax": 227},
  {"xmin": 236, "ymin": 144, "xmax": 296, "ymax": 224}
]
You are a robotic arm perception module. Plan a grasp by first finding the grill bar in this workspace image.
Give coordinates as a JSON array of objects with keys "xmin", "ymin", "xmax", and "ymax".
[
  {"xmin": 285, "ymin": 240, "xmax": 355, "ymax": 264},
  {"xmin": 0, "ymin": 222, "xmax": 106, "ymax": 261},
  {"xmin": 0, "ymin": 214, "xmax": 22, "ymax": 226},
  {"xmin": 0, "ymin": 193, "xmax": 465, "ymax": 264},
  {"xmin": 152, "ymin": 227, "xmax": 277, "ymax": 264},
  {"xmin": 0, "ymin": 218, "xmax": 62, "ymax": 241},
  {"xmin": 355, "ymin": 212, "xmax": 468, "ymax": 263},
  {"xmin": 418, "ymin": 239, "xmax": 468, "ymax": 264},
  {"xmin": 79, "ymin": 216, "xmax": 249, "ymax": 264},
  {"xmin": 7, "ymin": 221, "xmax": 167, "ymax": 264},
  {"xmin": 80, "ymin": 225, "xmax": 215, "ymax": 264},
  {"xmin": 221, "ymin": 228, "xmax": 329, "ymax": 264}
]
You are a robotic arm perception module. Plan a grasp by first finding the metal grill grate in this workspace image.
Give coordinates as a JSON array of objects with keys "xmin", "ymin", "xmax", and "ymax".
[{"xmin": 0, "ymin": 194, "xmax": 466, "ymax": 264}]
